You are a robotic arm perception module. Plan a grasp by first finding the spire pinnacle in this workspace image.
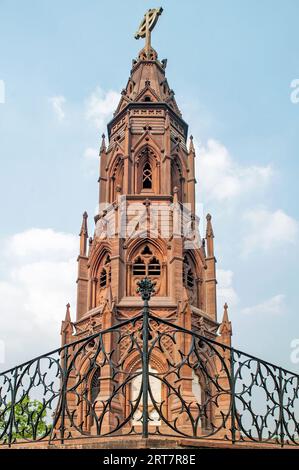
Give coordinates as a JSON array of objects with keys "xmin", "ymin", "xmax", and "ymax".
[
  {"xmin": 100, "ymin": 133, "xmax": 106, "ymax": 153},
  {"xmin": 79, "ymin": 212, "xmax": 88, "ymax": 256},
  {"xmin": 61, "ymin": 302, "xmax": 73, "ymax": 340},
  {"xmin": 206, "ymin": 213, "xmax": 215, "ymax": 257},
  {"xmin": 79, "ymin": 211, "xmax": 88, "ymax": 236},
  {"xmin": 219, "ymin": 302, "xmax": 232, "ymax": 340},
  {"xmin": 206, "ymin": 213, "xmax": 214, "ymax": 237},
  {"xmin": 189, "ymin": 135, "xmax": 195, "ymax": 154},
  {"xmin": 65, "ymin": 302, "xmax": 71, "ymax": 322},
  {"xmin": 223, "ymin": 302, "xmax": 229, "ymax": 323}
]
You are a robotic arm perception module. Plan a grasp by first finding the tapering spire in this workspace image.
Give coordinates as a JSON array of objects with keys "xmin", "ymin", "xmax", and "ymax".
[
  {"xmin": 100, "ymin": 133, "xmax": 106, "ymax": 153},
  {"xmin": 189, "ymin": 135, "xmax": 195, "ymax": 154},
  {"xmin": 187, "ymin": 135, "xmax": 196, "ymax": 214},
  {"xmin": 79, "ymin": 211, "xmax": 88, "ymax": 256},
  {"xmin": 206, "ymin": 213, "xmax": 214, "ymax": 257},
  {"xmin": 65, "ymin": 302, "xmax": 71, "ymax": 322},
  {"xmin": 99, "ymin": 134, "xmax": 108, "ymax": 205},
  {"xmin": 219, "ymin": 302, "xmax": 232, "ymax": 340},
  {"xmin": 61, "ymin": 302, "xmax": 73, "ymax": 342}
]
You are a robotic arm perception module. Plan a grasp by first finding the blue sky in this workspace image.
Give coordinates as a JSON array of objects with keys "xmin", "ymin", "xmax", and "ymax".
[{"xmin": 0, "ymin": 0, "xmax": 298, "ymax": 370}]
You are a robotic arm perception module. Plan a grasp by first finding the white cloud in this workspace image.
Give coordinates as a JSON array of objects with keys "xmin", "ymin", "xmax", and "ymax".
[
  {"xmin": 82, "ymin": 147, "xmax": 99, "ymax": 177},
  {"xmin": 242, "ymin": 208, "xmax": 298, "ymax": 255},
  {"xmin": 241, "ymin": 294, "xmax": 286, "ymax": 316},
  {"xmin": 0, "ymin": 229, "xmax": 77, "ymax": 369},
  {"xmin": 85, "ymin": 86, "xmax": 119, "ymax": 129},
  {"xmin": 49, "ymin": 95, "xmax": 66, "ymax": 121},
  {"xmin": 196, "ymin": 139, "xmax": 273, "ymax": 203},
  {"xmin": 83, "ymin": 147, "xmax": 98, "ymax": 161},
  {"xmin": 5, "ymin": 228, "xmax": 77, "ymax": 262},
  {"xmin": 217, "ymin": 268, "xmax": 239, "ymax": 309}
]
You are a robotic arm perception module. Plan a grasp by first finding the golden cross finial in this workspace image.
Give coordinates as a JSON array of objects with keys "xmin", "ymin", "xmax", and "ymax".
[{"xmin": 135, "ymin": 7, "xmax": 163, "ymax": 58}]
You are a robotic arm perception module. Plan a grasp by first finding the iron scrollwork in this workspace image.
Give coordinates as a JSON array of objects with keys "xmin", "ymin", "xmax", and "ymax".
[{"xmin": 0, "ymin": 278, "xmax": 299, "ymax": 447}]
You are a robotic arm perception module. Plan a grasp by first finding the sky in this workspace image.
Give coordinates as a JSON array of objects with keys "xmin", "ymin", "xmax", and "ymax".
[{"xmin": 0, "ymin": 0, "xmax": 299, "ymax": 372}]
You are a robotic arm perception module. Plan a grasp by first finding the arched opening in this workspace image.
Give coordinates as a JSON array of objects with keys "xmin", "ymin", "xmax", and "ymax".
[
  {"xmin": 171, "ymin": 159, "xmax": 184, "ymax": 202},
  {"xmin": 100, "ymin": 268, "xmax": 107, "ymax": 288},
  {"xmin": 132, "ymin": 254, "xmax": 161, "ymax": 278},
  {"xmin": 142, "ymin": 162, "xmax": 152, "ymax": 189},
  {"xmin": 187, "ymin": 268, "xmax": 194, "ymax": 288},
  {"xmin": 141, "ymin": 245, "xmax": 152, "ymax": 255},
  {"xmin": 136, "ymin": 146, "xmax": 159, "ymax": 194},
  {"xmin": 128, "ymin": 241, "xmax": 166, "ymax": 296},
  {"xmin": 96, "ymin": 253, "xmax": 112, "ymax": 306},
  {"xmin": 183, "ymin": 254, "xmax": 197, "ymax": 304},
  {"xmin": 110, "ymin": 156, "xmax": 124, "ymax": 202}
]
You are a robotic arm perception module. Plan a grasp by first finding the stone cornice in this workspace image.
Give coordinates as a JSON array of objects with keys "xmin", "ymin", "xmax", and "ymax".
[{"xmin": 107, "ymin": 103, "xmax": 188, "ymax": 140}]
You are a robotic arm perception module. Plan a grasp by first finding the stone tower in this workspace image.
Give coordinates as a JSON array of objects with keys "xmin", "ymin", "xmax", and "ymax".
[
  {"xmin": 60, "ymin": 9, "xmax": 232, "ymax": 436},
  {"xmin": 63, "ymin": 24, "xmax": 228, "ymax": 343}
]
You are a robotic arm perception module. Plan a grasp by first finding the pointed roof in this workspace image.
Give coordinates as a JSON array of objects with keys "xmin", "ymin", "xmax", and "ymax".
[
  {"xmin": 219, "ymin": 303, "xmax": 232, "ymax": 336},
  {"xmin": 189, "ymin": 135, "xmax": 195, "ymax": 154},
  {"xmin": 61, "ymin": 303, "xmax": 73, "ymax": 336},
  {"xmin": 108, "ymin": 10, "xmax": 188, "ymax": 136},
  {"xmin": 206, "ymin": 213, "xmax": 214, "ymax": 239},
  {"xmin": 112, "ymin": 55, "xmax": 181, "ymax": 119},
  {"xmin": 79, "ymin": 211, "xmax": 88, "ymax": 237},
  {"xmin": 100, "ymin": 133, "xmax": 106, "ymax": 153},
  {"xmin": 65, "ymin": 302, "xmax": 71, "ymax": 322}
]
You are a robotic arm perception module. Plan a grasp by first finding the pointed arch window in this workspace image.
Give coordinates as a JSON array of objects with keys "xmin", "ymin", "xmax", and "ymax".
[
  {"xmin": 183, "ymin": 255, "xmax": 195, "ymax": 289},
  {"xmin": 136, "ymin": 146, "xmax": 159, "ymax": 194},
  {"xmin": 187, "ymin": 269, "xmax": 194, "ymax": 288},
  {"xmin": 171, "ymin": 160, "xmax": 183, "ymax": 202},
  {"xmin": 142, "ymin": 162, "xmax": 152, "ymax": 190},
  {"xmin": 99, "ymin": 255, "xmax": 111, "ymax": 289},
  {"xmin": 132, "ymin": 249, "xmax": 161, "ymax": 278},
  {"xmin": 100, "ymin": 268, "xmax": 107, "ymax": 288}
]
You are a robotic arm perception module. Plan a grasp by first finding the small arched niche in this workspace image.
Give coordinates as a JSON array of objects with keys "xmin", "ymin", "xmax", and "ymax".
[
  {"xmin": 127, "ymin": 241, "xmax": 166, "ymax": 296},
  {"xmin": 171, "ymin": 158, "xmax": 184, "ymax": 202},
  {"xmin": 136, "ymin": 146, "xmax": 160, "ymax": 194},
  {"xmin": 96, "ymin": 253, "xmax": 112, "ymax": 306},
  {"xmin": 183, "ymin": 253, "xmax": 198, "ymax": 305},
  {"xmin": 110, "ymin": 156, "xmax": 124, "ymax": 202}
]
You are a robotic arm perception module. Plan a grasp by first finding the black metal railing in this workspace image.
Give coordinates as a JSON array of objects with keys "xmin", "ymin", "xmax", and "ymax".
[{"xmin": 0, "ymin": 278, "xmax": 298, "ymax": 447}]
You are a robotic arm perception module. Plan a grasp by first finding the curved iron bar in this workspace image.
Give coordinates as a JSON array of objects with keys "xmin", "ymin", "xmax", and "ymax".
[
  {"xmin": 146, "ymin": 319, "xmax": 232, "ymax": 440},
  {"xmin": 1, "ymin": 286, "xmax": 299, "ymax": 446},
  {"xmin": 232, "ymin": 358, "xmax": 281, "ymax": 444}
]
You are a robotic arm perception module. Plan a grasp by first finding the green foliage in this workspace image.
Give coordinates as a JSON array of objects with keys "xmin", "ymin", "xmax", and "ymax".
[{"xmin": 0, "ymin": 395, "xmax": 48, "ymax": 440}]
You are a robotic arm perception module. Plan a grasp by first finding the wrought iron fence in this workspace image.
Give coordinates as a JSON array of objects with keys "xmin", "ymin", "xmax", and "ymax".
[{"xmin": 0, "ymin": 278, "xmax": 298, "ymax": 447}]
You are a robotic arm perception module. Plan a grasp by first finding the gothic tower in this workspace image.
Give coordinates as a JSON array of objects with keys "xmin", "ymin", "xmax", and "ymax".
[
  {"xmin": 60, "ymin": 8, "xmax": 232, "ymax": 435},
  {"xmin": 67, "ymin": 23, "xmax": 229, "ymax": 341}
]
